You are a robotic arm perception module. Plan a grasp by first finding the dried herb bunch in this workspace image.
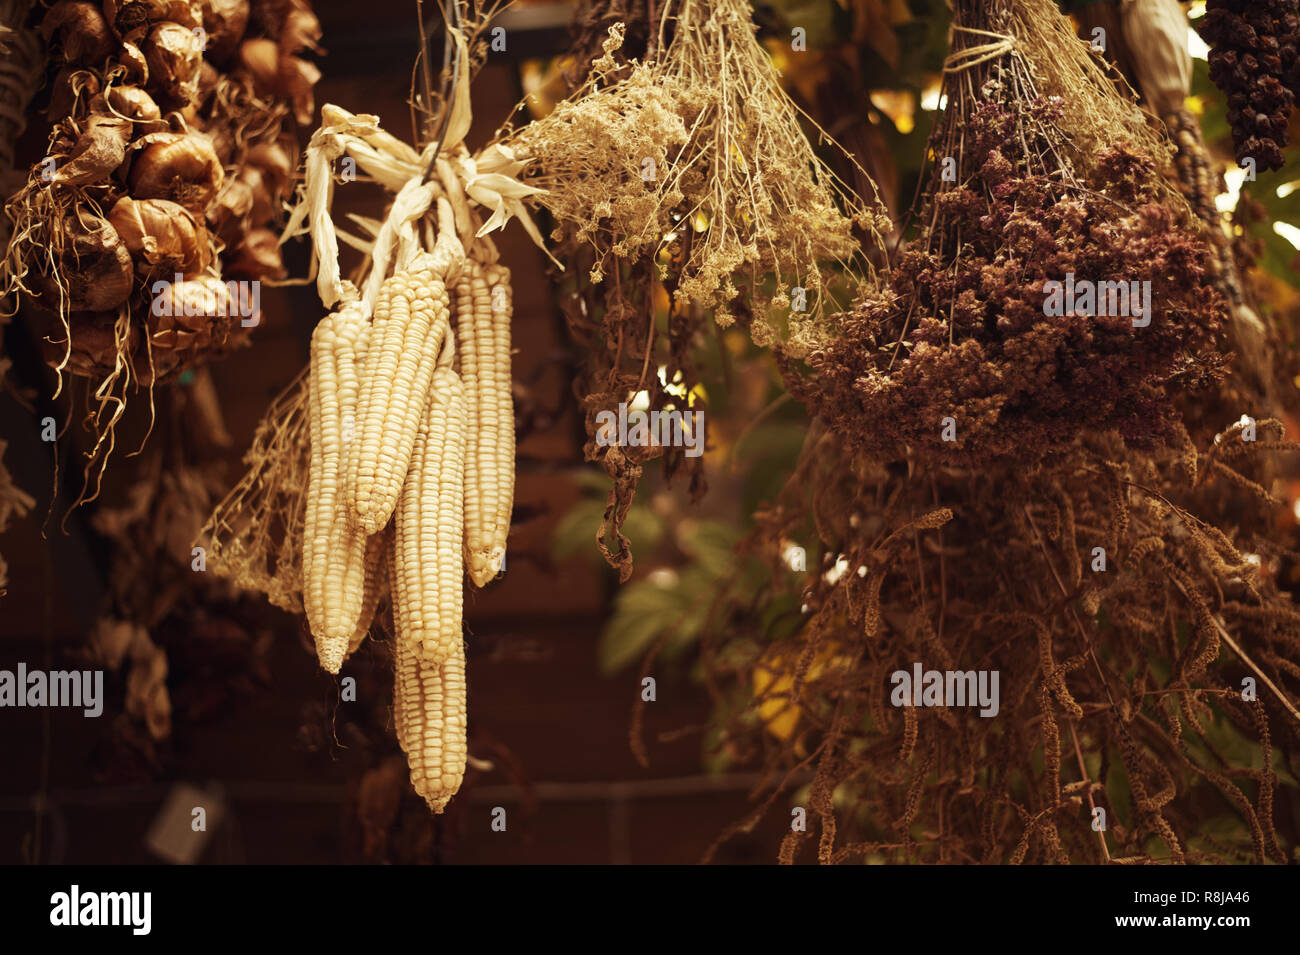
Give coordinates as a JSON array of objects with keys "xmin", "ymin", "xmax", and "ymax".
[
  {"xmin": 1199, "ymin": 0, "xmax": 1300, "ymax": 172},
  {"xmin": 509, "ymin": 0, "xmax": 892, "ymax": 352},
  {"xmin": 528, "ymin": 3, "xmax": 698, "ymax": 580},
  {"xmin": 703, "ymin": 420, "xmax": 1300, "ymax": 865},
  {"xmin": 200, "ymin": 367, "xmax": 309, "ymax": 612},
  {"xmin": 793, "ymin": 0, "xmax": 1227, "ymax": 467},
  {"xmin": 514, "ymin": 0, "xmax": 894, "ymax": 577},
  {"xmin": 692, "ymin": 0, "xmax": 1300, "ymax": 866}
]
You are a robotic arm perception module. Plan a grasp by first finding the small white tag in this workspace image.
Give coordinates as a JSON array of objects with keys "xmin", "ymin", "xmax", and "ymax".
[{"xmin": 144, "ymin": 782, "xmax": 225, "ymax": 865}]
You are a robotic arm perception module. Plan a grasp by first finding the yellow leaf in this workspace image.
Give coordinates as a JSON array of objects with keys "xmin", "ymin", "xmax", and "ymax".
[{"xmin": 752, "ymin": 641, "xmax": 852, "ymax": 741}]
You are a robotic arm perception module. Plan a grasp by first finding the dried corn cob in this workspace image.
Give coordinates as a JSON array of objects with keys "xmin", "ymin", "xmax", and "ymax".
[
  {"xmin": 388, "ymin": 539, "xmax": 411, "ymax": 741},
  {"xmin": 460, "ymin": 261, "xmax": 514, "ymax": 587},
  {"xmin": 304, "ymin": 300, "xmax": 374, "ymax": 674},
  {"xmin": 391, "ymin": 507, "xmax": 468, "ymax": 814},
  {"xmin": 346, "ymin": 529, "xmax": 389, "ymax": 659},
  {"xmin": 349, "ymin": 253, "xmax": 450, "ymax": 534},
  {"xmin": 394, "ymin": 361, "xmax": 468, "ymax": 666},
  {"xmin": 483, "ymin": 263, "xmax": 515, "ymax": 577},
  {"xmin": 392, "ymin": 627, "xmax": 468, "ymax": 814}
]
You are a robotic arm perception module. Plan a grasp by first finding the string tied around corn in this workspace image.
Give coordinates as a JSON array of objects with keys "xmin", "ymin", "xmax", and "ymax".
[{"xmin": 282, "ymin": 98, "xmax": 553, "ymax": 311}]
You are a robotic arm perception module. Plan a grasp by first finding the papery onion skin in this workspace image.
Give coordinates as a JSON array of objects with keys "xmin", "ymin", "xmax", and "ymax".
[
  {"xmin": 41, "ymin": 2, "xmax": 117, "ymax": 65},
  {"xmin": 103, "ymin": 0, "xmax": 201, "ymax": 41},
  {"xmin": 109, "ymin": 195, "xmax": 213, "ymax": 277},
  {"xmin": 226, "ymin": 227, "xmax": 285, "ymax": 280},
  {"xmin": 45, "ymin": 211, "xmax": 135, "ymax": 312},
  {"xmin": 200, "ymin": 0, "xmax": 250, "ymax": 62},
  {"xmin": 104, "ymin": 84, "xmax": 163, "ymax": 122},
  {"xmin": 144, "ymin": 21, "xmax": 205, "ymax": 103},
  {"xmin": 128, "ymin": 132, "xmax": 224, "ymax": 215},
  {"xmin": 53, "ymin": 113, "xmax": 132, "ymax": 184},
  {"xmin": 236, "ymin": 36, "xmax": 279, "ymax": 101}
]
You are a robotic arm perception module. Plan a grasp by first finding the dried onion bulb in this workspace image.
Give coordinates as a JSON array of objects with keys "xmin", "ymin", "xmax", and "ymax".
[{"xmin": 129, "ymin": 131, "xmax": 224, "ymax": 214}]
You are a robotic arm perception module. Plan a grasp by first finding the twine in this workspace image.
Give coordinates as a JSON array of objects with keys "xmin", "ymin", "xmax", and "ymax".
[{"xmin": 942, "ymin": 26, "xmax": 1015, "ymax": 74}]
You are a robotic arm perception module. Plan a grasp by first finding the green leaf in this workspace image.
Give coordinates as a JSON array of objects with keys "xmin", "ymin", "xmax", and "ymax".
[
  {"xmin": 552, "ymin": 472, "xmax": 666, "ymax": 563},
  {"xmin": 760, "ymin": 592, "xmax": 805, "ymax": 641},
  {"xmin": 1241, "ymin": 150, "xmax": 1300, "ymax": 289},
  {"xmin": 677, "ymin": 519, "xmax": 743, "ymax": 580},
  {"xmin": 598, "ymin": 577, "xmax": 684, "ymax": 673}
]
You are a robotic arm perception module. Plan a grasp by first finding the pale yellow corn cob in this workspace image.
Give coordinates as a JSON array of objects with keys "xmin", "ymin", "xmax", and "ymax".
[
  {"xmin": 388, "ymin": 541, "xmax": 412, "ymax": 743},
  {"xmin": 392, "ymin": 635, "xmax": 467, "ymax": 814},
  {"xmin": 452, "ymin": 269, "xmax": 482, "ymax": 572},
  {"xmin": 483, "ymin": 263, "xmax": 515, "ymax": 577},
  {"xmin": 390, "ymin": 537, "xmax": 468, "ymax": 814},
  {"xmin": 420, "ymin": 639, "xmax": 467, "ymax": 813},
  {"xmin": 303, "ymin": 318, "xmax": 328, "ymax": 644},
  {"xmin": 333, "ymin": 303, "xmax": 370, "ymax": 454},
  {"xmin": 345, "ymin": 529, "xmax": 388, "ymax": 659},
  {"xmin": 304, "ymin": 301, "xmax": 373, "ymax": 674},
  {"xmin": 350, "ymin": 253, "xmax": 450, "ymax": 534},
  {"xmin": 460, "ymin": 261, "xmax": 513, "ymax": 586},
  {"xmin": 394, "ymin": 363, "xmax": 467, "ymax": 666}
]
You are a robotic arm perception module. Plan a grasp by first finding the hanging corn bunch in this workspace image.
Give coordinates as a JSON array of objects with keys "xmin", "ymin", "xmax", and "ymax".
[
  {"xmin": 0, "ymin": 0, "xmax": 320, "ymax": 501},
  {"xmin": 199, "ymin": 15, "xmax": 547, "ymax": 811}
]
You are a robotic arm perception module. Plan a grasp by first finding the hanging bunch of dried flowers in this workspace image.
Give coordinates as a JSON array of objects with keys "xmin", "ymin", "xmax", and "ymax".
[
  {"xmin": 694, "ymin": 0, "xmax": 1300, "ymax": 866},
  {"xmin": 0, "ymin": 0, "xmax": 319, "ymax": 501},
  {"xmin": 792, "ymin": 0, "xmax": 1228, "ymax": 467},
  {"xmin": 509, "ymin": 1, "xmax": 891, "ymax": 350},
  {"xmin": 507, "ymin": 0, "xmax": 892, "ymax": 577},
  {"xmin": 704, "ymin": 416, "xmax": 1300, "ymax": 864}
]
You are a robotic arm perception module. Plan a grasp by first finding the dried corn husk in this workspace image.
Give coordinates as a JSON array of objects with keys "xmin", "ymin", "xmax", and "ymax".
[{"xmin": 1120, "ymin": 0, "xmax": 1192, "ymax": 119}]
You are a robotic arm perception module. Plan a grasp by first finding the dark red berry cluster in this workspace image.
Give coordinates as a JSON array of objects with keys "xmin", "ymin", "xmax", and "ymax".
[{"xmin": 1200, "ymin": 0, "xmax": 1300, "ymax": 172}]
